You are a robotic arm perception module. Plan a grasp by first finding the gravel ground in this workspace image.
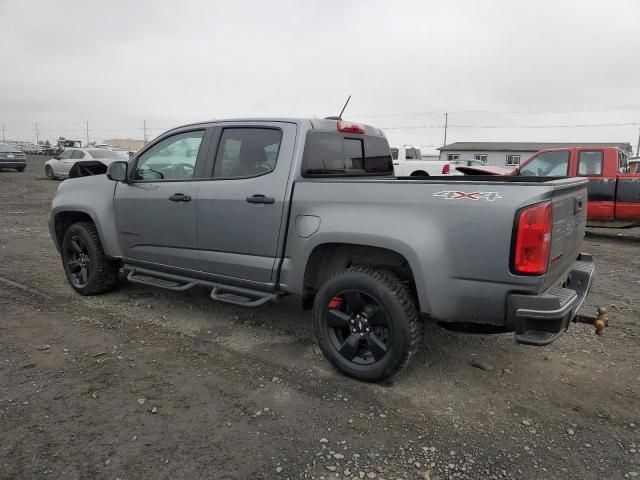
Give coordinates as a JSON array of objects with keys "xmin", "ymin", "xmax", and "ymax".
[{"xmin": 0, "ymin": 156, "xmax": 638, "ymax": 480}]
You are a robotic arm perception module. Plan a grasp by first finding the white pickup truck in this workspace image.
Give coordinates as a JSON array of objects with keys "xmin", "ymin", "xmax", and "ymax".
[{"xmin": 391, "ymin": 145, "xmax": 451, "ymax": 176}]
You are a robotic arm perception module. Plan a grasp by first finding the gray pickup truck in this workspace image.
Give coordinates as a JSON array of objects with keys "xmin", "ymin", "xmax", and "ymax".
[{"xmin": 49, "ymin": 118, "xmax": 594, "ymax": 381}]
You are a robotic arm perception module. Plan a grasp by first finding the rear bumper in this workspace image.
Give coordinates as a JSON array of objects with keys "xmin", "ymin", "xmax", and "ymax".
[
  {"xmin": 507, "ymin": 253, "xmax": 594, "ymax": 346},
  {"xmin": 0, "ymin": 159, "xmax": 26, "ymax": 168}
]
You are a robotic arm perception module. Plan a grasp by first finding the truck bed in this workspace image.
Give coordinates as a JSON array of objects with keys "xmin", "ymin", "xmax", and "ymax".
[{"xmin": 284, "ymin": 175, "xmax": 588, "ymax": 326}]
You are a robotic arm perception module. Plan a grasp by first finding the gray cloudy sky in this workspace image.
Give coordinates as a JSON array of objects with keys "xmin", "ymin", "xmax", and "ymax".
[{"xmin": 1, "ymin": 0, "xmax": 639, "ymax": 153}]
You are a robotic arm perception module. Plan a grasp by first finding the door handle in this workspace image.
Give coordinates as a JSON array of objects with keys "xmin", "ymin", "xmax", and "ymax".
[
  {"xmin": 574, "ymin": 196, "xmax": 583, "ymax": 214},
  {"xmin": 169, "ymin": 193, "xmax": 191, "ymax": 202},
  {"xmin": 246, "ymin": 194, "xmax": 275, "ymax": 204}
]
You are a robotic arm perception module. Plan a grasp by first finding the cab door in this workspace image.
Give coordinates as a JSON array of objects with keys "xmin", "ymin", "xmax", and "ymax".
[
  {"xmin": 54, "ymin": 149, "xmax": 75, "ymax": 176},
  {"xmin": 195, "ymin": 122, "xmax": 296, "ymax": 283},
  {"xmin": 113, "ymin": 128, "xmax": 212, "ymax": 271},
  {"xmin": 576, "ymin": 150, "xmax": 613, "ymax": 220}
]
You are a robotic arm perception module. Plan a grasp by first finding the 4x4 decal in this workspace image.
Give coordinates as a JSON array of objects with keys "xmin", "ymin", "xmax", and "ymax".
[{"xmin": 433, "ymin": 191, "xmax": 503, "ymax": 201}]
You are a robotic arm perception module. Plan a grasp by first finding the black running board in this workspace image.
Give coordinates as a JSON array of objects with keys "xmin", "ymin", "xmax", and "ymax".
[{"xmin": 125, "ymin": 266, "xmax": 281, "ymax": 307}]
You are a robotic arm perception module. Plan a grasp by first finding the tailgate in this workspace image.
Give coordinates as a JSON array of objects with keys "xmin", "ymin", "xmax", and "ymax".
[{"xmin": 542, "ymin": 178, "xmax": 589, "ymax": 290}]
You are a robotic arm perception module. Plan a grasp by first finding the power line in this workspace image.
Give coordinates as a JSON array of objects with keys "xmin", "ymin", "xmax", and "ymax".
[
  {"xmin": 357, "ymin": 104, "xmax": 640, "ymax": 119},
  {"xmin": 382, "ymin": 122, "xmax": 639, "ymax": 130}
]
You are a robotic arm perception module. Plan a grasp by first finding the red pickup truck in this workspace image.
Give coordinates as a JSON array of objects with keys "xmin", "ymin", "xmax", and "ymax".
[{"xmin": 460, "ymin": 146, "xmax": 640, "ymax": 228}]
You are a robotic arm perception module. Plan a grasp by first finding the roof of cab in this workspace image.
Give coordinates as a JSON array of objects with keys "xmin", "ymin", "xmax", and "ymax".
[{"xmin": 163, "ymin": 118, "xmax": 385, "ymax": 137}]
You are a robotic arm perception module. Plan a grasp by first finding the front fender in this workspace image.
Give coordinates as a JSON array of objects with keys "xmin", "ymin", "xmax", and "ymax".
[{"xmin": 50, "ymin": 175, "xmax": 121, "ymax": 257}]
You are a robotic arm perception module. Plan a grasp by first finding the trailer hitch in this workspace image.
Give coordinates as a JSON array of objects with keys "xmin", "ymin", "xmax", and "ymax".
[{"xmin": 574, "ymin": 307, "xmax": 608, "ymax": 336}]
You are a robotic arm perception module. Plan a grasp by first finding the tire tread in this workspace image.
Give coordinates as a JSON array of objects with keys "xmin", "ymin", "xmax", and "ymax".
[
  {"xmin": 67, "ymin": 222, "xmax": 119, "ymax": 295},
  {"xmin": 314, "ymin": 266, "xmax": 421, "ymax": 380}
]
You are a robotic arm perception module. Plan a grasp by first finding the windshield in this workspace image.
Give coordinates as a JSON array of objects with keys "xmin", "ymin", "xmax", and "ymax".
[
  {"xmin": 88, "ymin": 149, "xmax": 123, "ymax": 159},
  {"xmin": 0, "ymin": 144, "xmax": 20, "ymax": 152},
  {"xmin": 519, "ymin": 151, "xmax": 570, "ymax": 177}
]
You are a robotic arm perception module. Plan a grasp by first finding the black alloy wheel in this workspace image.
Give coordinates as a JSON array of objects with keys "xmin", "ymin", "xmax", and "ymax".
[
  {"xmin": 325, "ymin": 290, "xmax": 391, "ymax": 365},
  {"xmin": 312, "ymin": 267, "xmax": 420, "ymax": 382},
  {"xmin": 60, "ymin": 222, "xmax": 120, "ymax": 295},
  {"xmin": 65, "ymin": 234, "xmax": 92, "ymax": 288}
]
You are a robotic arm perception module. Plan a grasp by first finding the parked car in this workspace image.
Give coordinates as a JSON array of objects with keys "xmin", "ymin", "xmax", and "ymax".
[
  {"xmin": 0, "ymin": 142, "xmax": 26, "ymax": 172},
  {"xmin": 459, "ymin": 146, "xmax": 640, "ymax": 228},
  {"xmin": 49, "ymin": 118, "xmax": 593, "ymax": 382},
  {"xmin": 391, "ymin": 145, "xmax": 451, "ymax": 176},
  {"xmin": 448, "ymin": 158, "xmax": 487, "ymax": 176},
  {"xmin": 44, "ymin": 148, "xmax": 124, "ymax": 180},
  {"xmin": 21, "ymin": 143, "xmax": 42, "ymax": 154}
]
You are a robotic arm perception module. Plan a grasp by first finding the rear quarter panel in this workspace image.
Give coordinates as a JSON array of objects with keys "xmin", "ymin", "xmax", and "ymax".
[{"xmin": 281, "ymin": 178, "xmax": 560, "ymax": 325}]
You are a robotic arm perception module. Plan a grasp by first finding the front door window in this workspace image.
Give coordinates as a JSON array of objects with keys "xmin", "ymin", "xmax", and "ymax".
[{"xmin": 134, "ymin": 131, "xmax": 205, "ymax": 181}]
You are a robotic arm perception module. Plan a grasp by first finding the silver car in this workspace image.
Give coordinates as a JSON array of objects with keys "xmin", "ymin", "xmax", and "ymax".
[{"xmin": 44, "ymin": 148, "xmax": 124, "ymax": 180}]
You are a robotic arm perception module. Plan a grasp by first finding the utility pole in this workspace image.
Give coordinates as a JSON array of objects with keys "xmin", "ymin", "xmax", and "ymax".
[
  {"xmin": 85, "ymin": 121, "xmax": 90, "ymax": 146},
  {"xmin": 443, "ymin": 112, "xmax": 448, "ymax": 147},
  {"xmin": 35, "ymin": 121, "xmax": 39, "ymax": 144},
  {"xmin": 1, "ymin": 124, "xmax": 4, "ymax": 142},
  {"xmin": 143, "ymin": 119, "xmax": 148, "ymax": 144},
  {"xmin": 636, "ymin": 127, "xmax": 640, "ymax": 157}
]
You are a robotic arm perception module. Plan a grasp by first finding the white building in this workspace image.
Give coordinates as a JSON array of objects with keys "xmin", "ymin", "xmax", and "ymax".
[{"xmin": 438, "ymin": 142, "xmax": 633, "ymax": 169}]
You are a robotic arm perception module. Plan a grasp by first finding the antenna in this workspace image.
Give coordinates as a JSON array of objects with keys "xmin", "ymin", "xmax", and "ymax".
[{"xmin": 338, "ymin": 95, "xmax": 351, "ymax": 120}]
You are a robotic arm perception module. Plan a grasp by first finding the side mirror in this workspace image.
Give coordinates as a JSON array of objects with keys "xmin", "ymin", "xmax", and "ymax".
[{"xmin": 107, "ymin": 161, "xmax": 128, "ymax": 182}]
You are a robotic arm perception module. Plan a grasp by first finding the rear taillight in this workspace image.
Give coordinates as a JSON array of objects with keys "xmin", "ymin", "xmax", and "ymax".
[
  {"xmin": 512, "ymin": 202, "xmax": 553, "ymax": 275},
  {"xmin": 337, "ymin": 121, "xmax": 366, "ymax": 134},
  {"xmin": 442, "ymin": 164, "xmax": 450, "ymax": 174}
]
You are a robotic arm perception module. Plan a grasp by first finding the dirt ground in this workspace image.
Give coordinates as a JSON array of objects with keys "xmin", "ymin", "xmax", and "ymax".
[{"xmin": 1, "ymin": 156, "xmax": 638, "ymax": 480}]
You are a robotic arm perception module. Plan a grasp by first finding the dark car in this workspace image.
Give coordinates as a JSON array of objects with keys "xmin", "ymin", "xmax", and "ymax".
[{"xmin": 0, "ymin": 143, "xmax": 26, "ymax": 172}]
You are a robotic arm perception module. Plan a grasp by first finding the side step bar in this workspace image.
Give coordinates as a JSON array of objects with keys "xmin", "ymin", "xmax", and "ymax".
[{"xmin": 125, "ymin": 266, "xmax": 281, "ymax": 307}]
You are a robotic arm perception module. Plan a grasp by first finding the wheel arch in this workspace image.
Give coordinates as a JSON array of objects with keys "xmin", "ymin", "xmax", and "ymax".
[
  {"xmin": 300, "ymin": 242, "xmax": 426, "ymax": 312},
  {"xmin": 410, "ymin": 170, "xmax": 429, "ymax": 176},
  {"xmin": 52, "ymin": 209, "xmax": 120, "ymax": 259}
]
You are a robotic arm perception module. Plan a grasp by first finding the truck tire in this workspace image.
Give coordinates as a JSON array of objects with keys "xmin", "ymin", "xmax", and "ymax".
[
  {"xmin": 312, "ymin": 267, "xmax": 420, "ymax": 382},
  {"xmin": 410, "ymin": 170, "xmax": 428, "ymax": 176},
  {"xmin": 16, "ymin": 167, "xmax": 25, "ymax": 172},
  {"xmin": 61, "ymin": 221, "xmax": 120, "ymax": 295}
]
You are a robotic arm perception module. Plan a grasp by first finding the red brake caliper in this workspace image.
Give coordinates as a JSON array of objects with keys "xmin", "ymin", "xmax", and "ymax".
[{"xmin": 328, "ymin": 296, "xmax": 343, "ymax": 309}]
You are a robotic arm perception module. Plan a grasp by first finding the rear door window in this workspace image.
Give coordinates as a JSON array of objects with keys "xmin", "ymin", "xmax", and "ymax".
[
  {"xmin": 519, "ymin": 151, "xmax": 570, "ymax": 177},
  {"xmin": 577, "ymin": 151, "xmax": 604, "ymax": 176},
  {"xmin": 302, "ymin": 131, "xmax": 393, "ymax": 176},
  {"xmin": 71, "ymin": 150, "xmax": 85, "ymax": 160},
  {"xmin": 212, "ymin": 128, "xmax": 282, "ymax": 178}
]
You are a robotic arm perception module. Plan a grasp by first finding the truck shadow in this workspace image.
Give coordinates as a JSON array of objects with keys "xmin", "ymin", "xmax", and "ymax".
[{"xmin": 586, "ymin": 229, "xmax": 640, "ymax": 244}]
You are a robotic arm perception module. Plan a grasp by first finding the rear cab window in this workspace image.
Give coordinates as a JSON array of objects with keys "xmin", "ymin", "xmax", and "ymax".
[
  {"xmin": 405, "ymin": 148, "xmax": 421, "ymax": 160},
  {"xmin": 618, "ymin": 150, "xmax": 628, "ymax": 173},
  {"xmin": 302, "ymin": 131, "xmax": 393, "ymax": 177}
]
